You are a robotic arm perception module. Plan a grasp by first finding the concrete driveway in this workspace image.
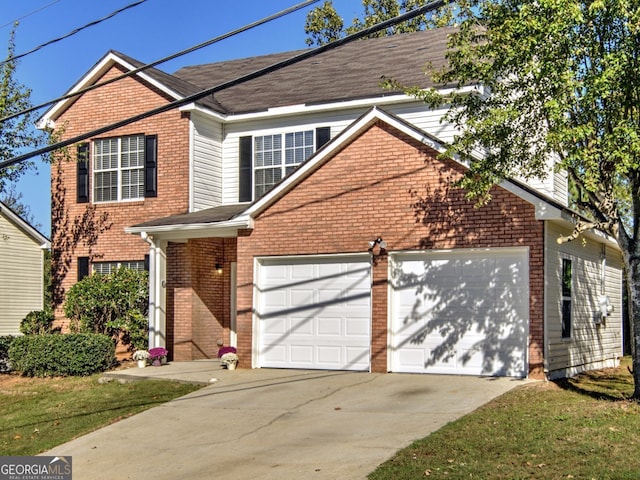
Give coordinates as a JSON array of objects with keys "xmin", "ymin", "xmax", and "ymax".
[{"xmin": 45, "ymin": 364, "xmax": 526, "ymax": 479}]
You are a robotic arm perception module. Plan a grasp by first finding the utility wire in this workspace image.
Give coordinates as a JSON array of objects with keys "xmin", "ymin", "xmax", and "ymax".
[
  {"xmin": 0, "ymin": 0, "xmax": 63, "ymax": 30},
  {"xmin": 0, "ymin": 0, "xmax": 320, "ymax": 124},
  {"xmin": 0, "ymin": 0, "xmax": 447, "ymax": 170},
  {"xmin": 0, "ymin": 0, "xmax": 146, "ymax": 67}
]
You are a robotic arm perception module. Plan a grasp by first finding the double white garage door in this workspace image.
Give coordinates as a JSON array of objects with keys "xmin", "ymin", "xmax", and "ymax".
[{"xmin": 255, "ymin": 249, "xmax": 528, "ymax": 377}]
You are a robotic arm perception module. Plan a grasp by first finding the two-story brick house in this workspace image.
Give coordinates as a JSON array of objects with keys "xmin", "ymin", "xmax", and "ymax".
[{"xmin": 40, "ymin": 27, "xmax": 623, "ymax": 379}]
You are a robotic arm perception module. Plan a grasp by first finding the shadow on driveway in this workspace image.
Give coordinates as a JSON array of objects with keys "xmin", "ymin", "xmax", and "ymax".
[{"xmin": 45, "ymin": 365, "xmax": 528, "ymax": 479}]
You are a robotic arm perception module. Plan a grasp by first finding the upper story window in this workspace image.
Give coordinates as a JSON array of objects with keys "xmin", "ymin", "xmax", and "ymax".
[
  {"xmin": 94, "ymin": 135, "xmax": 145, "ymax": 202},
  {"xmin": 254, "ymin": 130, "xmax": 315, "ymax": 198},
  {"xmin": 76, "ymin": 135, "xmax": 157, "ymax": 204},
  {"xmin": 239, "ymin": 127, "xmax": 331, "ymax": 202}
]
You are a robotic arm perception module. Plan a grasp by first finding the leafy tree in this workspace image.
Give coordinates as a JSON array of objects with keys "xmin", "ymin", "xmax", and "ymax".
[
  {"xmin": 394, "ymin": 0, "xmax": 640, "ymax": 396},
  {"xmin": 0, "ymin": 25, "xmax": 42, "ymax": 195},
  {"xmin": 304, "ymin": 0, "xmax": 456, "ymax": 45},
  {"xmin": 0, "ymin": 183, "xmax": 39, "ymax": 228}
]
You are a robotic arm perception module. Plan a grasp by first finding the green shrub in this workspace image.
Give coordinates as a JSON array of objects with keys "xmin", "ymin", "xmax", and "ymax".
[
  {"xmin": 20, "ymin": 309, "xmax": 56, "ymax": 335},
  {"xmin": 8, "ymin": 334, "xmax": 115, "ymax": 377},
  {"xmin": 64, "ymin": 267, "xmax": 149, "ymax": 351},
  {"xmin": 0, "ymin": 336, "xmax": 15, "ymax": 372}
]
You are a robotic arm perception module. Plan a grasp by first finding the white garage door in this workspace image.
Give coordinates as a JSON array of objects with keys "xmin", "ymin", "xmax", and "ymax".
[
  {"xmin": 390, "ymin": 248, "xmax": 528, "ymax": 377},
  {"xmin": 256, "ymin": 256, "xmax": 371, "ymax": 371}
]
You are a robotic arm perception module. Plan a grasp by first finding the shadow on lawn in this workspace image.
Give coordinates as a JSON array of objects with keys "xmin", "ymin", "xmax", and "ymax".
[{"xmin": 553, "ymin": 367, "xmax": 634, "ymax": 402}]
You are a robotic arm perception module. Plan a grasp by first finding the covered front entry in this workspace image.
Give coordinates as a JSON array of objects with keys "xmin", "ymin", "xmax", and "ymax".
[
  {"xmin": 255, "ymin": 255, "xmax": 371, "ymax": 371},
  {"xmin": 389, "ymin": 248, "xmax": 529, "ymax": 377}
]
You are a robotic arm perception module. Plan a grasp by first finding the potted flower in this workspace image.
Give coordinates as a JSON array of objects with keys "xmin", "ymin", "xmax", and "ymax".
[
  {"xmin": 148, "ymin": 347, "xmax": 168, "ymax": 366},
  {"xmin": 132, "ymin": 350, "xmax": 149, "ymax": 368},
  {"xmin": 220, "ymin": 352, "xmax": 239, "ymax": 370}
]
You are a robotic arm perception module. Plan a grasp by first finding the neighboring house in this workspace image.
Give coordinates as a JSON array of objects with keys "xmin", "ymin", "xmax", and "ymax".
[
  {"xmin": 39, "ymin": 27, "xmax": 623, "ymax": 379},
  {"xmin": 0, "ymin": 201, "xmax": 50, "ymax": 335}
]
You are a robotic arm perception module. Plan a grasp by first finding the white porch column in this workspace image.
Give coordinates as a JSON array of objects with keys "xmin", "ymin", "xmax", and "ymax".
[{"xmin": 142, "ymin": 233, "xmax": 167, "ymax": 348}]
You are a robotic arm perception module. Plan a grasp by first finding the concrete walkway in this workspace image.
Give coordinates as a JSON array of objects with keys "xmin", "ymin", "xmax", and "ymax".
[{"xmin": 45, "ymin": 361, "xmax": 528, "ymax": 479}]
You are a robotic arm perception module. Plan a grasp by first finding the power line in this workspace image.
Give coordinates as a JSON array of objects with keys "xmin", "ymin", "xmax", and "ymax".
[
  {"xmin": 0, "ymin": 0, "xmax": 448, "ymax": 170},
  {"xmin": 0, "ymin": 0, "xmax": 320, "ymax": 124},
  {"xmin": 0, "ymin": 0, "xmax": 147, "ymax": 67},
  {"xmin": 0, "ymin": 0, "xmax": 63, "ymax": 31}
]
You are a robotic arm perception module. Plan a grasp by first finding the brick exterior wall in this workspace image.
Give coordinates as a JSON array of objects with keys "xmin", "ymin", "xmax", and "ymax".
[
  {"xmin": 237, "ymin": 121, "xmax": 545, "ymax": 377},
  {"xmin": 50, "ymin": 64, "xmax": 191, "ymax": 326},
  {"xmin": 165, "ymin": 238, "xmax": 236, "ymax": 361}
]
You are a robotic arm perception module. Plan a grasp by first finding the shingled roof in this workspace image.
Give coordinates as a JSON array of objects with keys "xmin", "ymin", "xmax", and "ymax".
[{"xmin": 173, "ymin": 27, "xmax": 457, "ymax": 115}]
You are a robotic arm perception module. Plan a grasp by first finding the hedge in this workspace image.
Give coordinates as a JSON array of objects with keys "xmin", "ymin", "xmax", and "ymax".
[{"xmin": 8, "ymin": 334, "xmax": 115, "ymax": 377}]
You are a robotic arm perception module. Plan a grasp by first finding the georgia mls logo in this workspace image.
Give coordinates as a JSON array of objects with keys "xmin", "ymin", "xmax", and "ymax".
[{"xmin": 0, "ymin": 456, "xmax": 72, "ymax": 480}]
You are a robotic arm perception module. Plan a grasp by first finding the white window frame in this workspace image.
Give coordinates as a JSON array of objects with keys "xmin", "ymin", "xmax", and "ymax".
[
  {"xmin": 561, "ymin": 257, "xmax": 573, "ymax": 340},
  {"xmin": 93, "ymin": 134, "xmax": 145, "ymax": 203},
  {"xmin": 253, "ymin": 129, "xmax": 314, "ymax": 199},
  {"xmin": 93, "ymin": 260, "xmax": 146, "ymax": 275}
]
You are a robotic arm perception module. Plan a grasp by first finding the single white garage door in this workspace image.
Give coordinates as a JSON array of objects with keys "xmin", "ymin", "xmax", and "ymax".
[
  {"xmin": 390, "ymin": 248, "xmax": 528, "ymax": 377},
  {"xmin": 256, "ymin": 256, "xmax": 371, "ymax": 371}
]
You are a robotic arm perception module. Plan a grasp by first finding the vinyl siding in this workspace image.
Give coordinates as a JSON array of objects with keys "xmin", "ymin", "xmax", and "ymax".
[
  {"xmin": 545, "ymin": 221, "xmax": 623, "ymax": 378},
  {"xmin": 191, "ymin": 112, "xmax": 223, "ymax": 211},
  {"xmin": 0, "ymin": 214, "xmax": 44, "ymax": 335}
]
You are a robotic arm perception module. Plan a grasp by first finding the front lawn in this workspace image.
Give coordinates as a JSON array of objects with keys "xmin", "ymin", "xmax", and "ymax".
[
  {"xmin": 370, "ymin": 357, "xmax": 640, "ymax": 479},
  {"xmin": 0, "ymin": 373, "xmax": 201, "ymax": 455}
]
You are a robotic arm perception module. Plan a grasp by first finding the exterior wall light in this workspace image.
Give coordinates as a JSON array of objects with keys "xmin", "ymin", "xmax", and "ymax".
[
  {"xmin": 215, "ymin": 263, "xmax": 223, "ymax": 275},
  {"xmin": 368, "ymin": 237, "xmax": 387, "ymax": 250}
]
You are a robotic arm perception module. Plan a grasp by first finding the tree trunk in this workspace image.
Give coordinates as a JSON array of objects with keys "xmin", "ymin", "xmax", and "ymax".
[{"xmin": 628, "ymin": 258, "xmax": 640, "ymax": 399}]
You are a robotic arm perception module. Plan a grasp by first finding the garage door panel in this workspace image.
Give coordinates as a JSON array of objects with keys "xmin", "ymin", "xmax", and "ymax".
[
  {"xmin": 258, "ymin": 257, "xmax": 371, "ymax": 371},
  {"xmin": 346, "ymin": 318, "xmax": 370, "ymax": 336},
  {"xmin": 390, "ymin": 249, "xmax": 528, "ymax": 377},
  {"xmin": 291, "ymin": 316, "xmax": 314, "ymax": 336},
  {"xmin": 291, "ymin": 346, "xmax": 314, "ymax": 364},
  {"xmin": 317, "ymin": 317, "xmax": 341, "ymax": 336}
]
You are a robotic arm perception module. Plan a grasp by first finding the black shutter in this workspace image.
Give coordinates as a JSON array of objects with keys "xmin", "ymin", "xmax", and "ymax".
[
  {"xmin": 144, "ymin": 254, "xmax": 150, "ymax": 272},
  {"xmin": 144, "ymin": 135, "xmax": 158, "ymax": 198},
  {"xmin": 315, "ymin": 127, "xmax": 331, "ymax": 150},
  {"xmin": 77, "ymin": 143, "xmax": 89, "ymax": 203},
  {"xmin": 78, "ymin": 257, "xmax": 90, "ymax": 281},
  {"xmin": 239, "ymin": 136, "xmax": 252, "ymax": 202}
]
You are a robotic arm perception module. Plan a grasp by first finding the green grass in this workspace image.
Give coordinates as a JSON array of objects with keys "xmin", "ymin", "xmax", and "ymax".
[
  {"xmin": 370, "ymin": 357, "xmax": 640, "ymax": 479},
  {"xmin": 0, "ymin": 374, "xmax": 202, "ymax": 455}
]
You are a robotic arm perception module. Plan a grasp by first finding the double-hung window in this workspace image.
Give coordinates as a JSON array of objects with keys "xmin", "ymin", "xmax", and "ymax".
[
  {"xmin": 93, "ymin": 135, "xmax": 145, "ymax": 202},
  {"xmin": 254, "ymin": 130, "xmax": 314, "ymax": 198},
  {"xmin": 239, "ymin": 127, "xmax": 330, "ymax": 202}
]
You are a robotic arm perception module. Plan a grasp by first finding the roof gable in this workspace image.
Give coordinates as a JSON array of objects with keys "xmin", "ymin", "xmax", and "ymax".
[
  {"xmin": 38, "ymin": 51, "xmax": 223, "ymax": 127},
  {"xmin": 245, "ymin": 107, "xmax": 448, "ymax": 218},
  {"xmin": 0, "ymin": 201, "xmax": 50, "ymax": 248}
]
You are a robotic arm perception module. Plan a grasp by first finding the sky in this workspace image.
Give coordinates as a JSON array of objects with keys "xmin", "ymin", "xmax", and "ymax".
[{"xmin": 2, "ymin": 0, "xmax": 360, "ymax": 237}]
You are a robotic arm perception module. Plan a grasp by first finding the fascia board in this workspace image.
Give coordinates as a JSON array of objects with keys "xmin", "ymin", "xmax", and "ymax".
[
  {"xmin": 178, "ymin": 94, "xmax": 416, "ymax": 123},
  {"xmin": 124, "ymin": 215, "xmax": 252, "ymax": 239},
  {"xmin": 179, "ymin": 85, "xmax": 479, "ymax": 124}
]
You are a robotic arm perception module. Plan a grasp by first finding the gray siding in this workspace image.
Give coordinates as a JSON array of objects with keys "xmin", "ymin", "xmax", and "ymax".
[
  {"xmin": 545, "ymin": 221, "xmax": 623, "ymax": 378},
  {"xmin": 0, "ymin": 214, "xmax": 44, "ymax": 335}
]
